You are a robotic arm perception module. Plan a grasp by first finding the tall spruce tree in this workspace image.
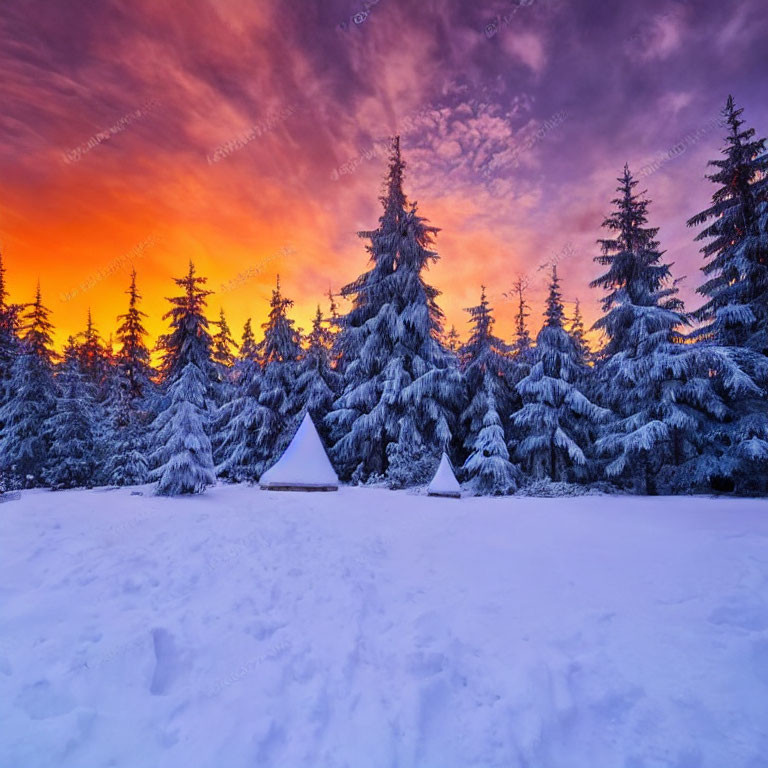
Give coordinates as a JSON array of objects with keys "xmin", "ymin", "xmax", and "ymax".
[
  {"xmin": 103, "ymin": 270, "xmax": 153, "ymax": 486},
  {"xmin": 513, "ymin": 267, "xmax": 608, "ymax": 483},
  {"xmin": 151, "ymin": 262, "xmax": 216, "ymax": 495},
  {"xmin": 685, "ymin": 98, "xmax": 768, "ymax": 493},
  {"xmin": 459, "ymin": 287, "xmax": 519, "ymax": 495},
  {"xmin": 591, "ymin": 167, "xmax": 740, "ymax": 494},
  {"xmin": 156, "ymin": 261, "xmax": 215, "ymax": 389},
  {"xmin": 0, "ymin": 283, "xmax": 57, "ymax": 487},
  {"xmin": 327, "ymin": 137, "xmax": 461, "ymax": 486},
  {"xmin": 687, "ymin": 96, "xmax": 768, "ymax": 355},
  {"xmin": 591, "ymin": 165, "xmax": 683, "ymax": 358},
  {"xmin": 45, "ymin": 338, "xmax": 99, "ymax": 489},
  {"xmin": 115, "ymin": 269, "xmax": 153, "ymax": 402}
]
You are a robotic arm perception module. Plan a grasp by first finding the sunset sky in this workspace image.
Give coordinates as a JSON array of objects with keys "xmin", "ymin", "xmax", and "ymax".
[{"xmin": 1, "ymin": 0, "xmax": 766, "ymax": 350}]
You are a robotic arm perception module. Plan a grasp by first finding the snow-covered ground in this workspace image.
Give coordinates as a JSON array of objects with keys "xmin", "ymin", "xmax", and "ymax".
[{"xmin": 1, "ymin": 485, "xmax": 767, "ymax": 768}]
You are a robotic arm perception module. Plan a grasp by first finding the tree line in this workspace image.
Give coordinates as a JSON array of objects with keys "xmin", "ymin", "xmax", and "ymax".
[{"xmin": 0, "ymin": 96, "xmax": 765, "ymax": 496}]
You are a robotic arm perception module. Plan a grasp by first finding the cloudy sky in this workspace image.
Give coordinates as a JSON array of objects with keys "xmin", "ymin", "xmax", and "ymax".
[{"xmin": 1, "ymin": 0, "xmax": 766, "ymax": 347}]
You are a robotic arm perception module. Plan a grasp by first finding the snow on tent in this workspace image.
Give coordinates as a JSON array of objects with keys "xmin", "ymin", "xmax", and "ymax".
[
  {"xmin": 259, "ymin": 412, "xmax": 339, "ymax": 492},
  {"xmin": 427, "ymin": 453, "xmax": 461, "ymax": 498}
]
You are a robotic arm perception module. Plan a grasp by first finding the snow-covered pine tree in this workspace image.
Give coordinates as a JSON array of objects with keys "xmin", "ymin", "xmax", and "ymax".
[
  {"xmin": 685, "ymin": 98, "xmax": 768, "ymax": 494},
  {"xmin": 293, "ymin": 305, "xmax": 341, "ymax": 429},
  {"xmin": 513, "ymin": 266, "xmax": 608, "ymax": 484},
  {"xmin": 590, "ymin": 166, "xmax": 737, "ymax": 494},
  {"xmin": 103, "ymin": 271, "xmax": 153, "ymax": 486},
  {"xmin": 45, "ymin": 338, "xmax": 99, "ymax": 489},
  {"xmin": 591, "ymin": 165, "xmax": 683, "ymax": 358},
  {"xmin": 156, "ymin": 260, "xmax": 216, "ymax": 390},
  {"xmin": 0, "ymin": 251, "xmax": 21, "ymax": 417},
  {"xmin": 327, "ymin": 137, "xmax": 461, "ymax": 486},
  {"xmin": 76, "ymin": 309, "xmax": 110, "ymax": 396},
  {"xmin": 325, "ymin": 287, "xmax": 343, "ymax": 370},
  {"xmin": 254, "ymin": 275, "xmax": 303, "ymax": 467},
  {"xmin": 103, "ymin": 397, "xmax": 149, "ymax": 487},
  {"xmin": 151, "ymin": 361, "xmax": 216, "ymax": 495},
  {"xmin": 212, "ymin": 318, "xmax": 263, "ymax": 482},
  {"xmin": 0, "ymin": 282, "xmax": 57, "ymax": 487},
  {"xmin": 687, "ymin": 96, "xmax": 768, "ymax": 356},
  {"xmin": 215, "ymin": 277, "xmax": 302, "ymax": 481},
  {"xmin": 151, "ymin": 262, "xmax": 216, "ymax": 495},
  {"xmin": 212, "ymin": 308, "xmax": 237, "ymax": 402},
  {"xmin": 445, "ymin": 325, "xmax": 461, "ymax": 355},
  {"xmin": 568, "ymin": 298, "xmax": 591, "ymax": 366},
  {"xmin": 459, "ymin": 287, "xmax": 520, "ymax": 495},
  {"xmin": 115, "ymin": 269, "xmax": 153, "ymax": 403},
  {"xmin": 509, "ymin": 276, "xmax": 534, "ymax": 365},
  {"xmin": 239, "ymin": 317, "xmax": 259, "ymax": 365}
]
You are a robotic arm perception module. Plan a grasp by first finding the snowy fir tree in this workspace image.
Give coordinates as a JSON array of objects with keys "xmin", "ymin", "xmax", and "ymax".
[
  {"xmin": 102, "ymin": 270, "xmax": 153, "ymax": 486},
  {"xmin": 509, "ymin": 276, "xmax": 534, "ymax": 365},
  {"xmin": 151, "ymin": 263, "xmax": 216, "ymax": 495},
  {"xmin": 151, "ymin": 361, "xmax": 216, "ymax": 495},
  {"xmin": 76, "ymin": 309, "xmax": 110, "ymax": 395},
  {"xmin": 239, "ymin": 317, "xmax": 259, "ymax": 364},
  {"xmin": 327, "ymin": 137, "xmax": 461, "ymax": 486},
  {"xmin": 591, "ymin": 165, "xmax": 684, "ymax": 359},
  {"xmin": 459, "ymin": 287, "xmax": 520, "ymax": 495},
  {"xmin": 156, "ymin": 260, "xmax": 215, "ymax": 391},
  {"xmin": 590, "ymin": 168, "xmax": 742, "ymax": 494},
  {"xmin": 215, "ymin": 276, "xmax": 301, "ymax": 481},
  {"xmin": 687, "ymin": 96, "xmax": 768, "ymax": 356},
  {"xmin": 115, "ymin": 269, "xmax": 153, "ymax": 403},
  {"xmin": 254, "ymin": 275, "xmax": 303, "ymax": 467},
  {"xmin": 103, "ymin": 397, "xmax": 149, "ymax": 487},
  {"xmin": 293, "ymin": 305, "xmax": 341, "ymax": 428},
  {"xmin": 568, "ymin": 299, "xmax": 591, "ymax": 366},
  {"xmin": 0, "ymin": 283, "xmax": 57, "ymax": 487},
  {"xmin": 213, "ymin": 337, "xmax": 263, "ymax": 482},
  {"xmin": 685, "ymin": 98, "xmax": 768, "ymax": 493},
  {"xmin": 213, "ymin": 353, "xmax": 262, "ymax": 483},
  {"xmin": 212, "ymin": 307, "xmax": 237, "ymax": 395},
  {"xmin": 445, "ymin": 325, "xmax": 461, "ymax": 355},
  {"xmin": 513, "ymin": 267, "xmax": 609, "ymax": 483},
  {"xmin": 0, "ymin": 251, "xmax": 21, "ymax": 416},
  {"xmin": 44, "ymin": 338, "xmax": 99, "ymax": 490}
]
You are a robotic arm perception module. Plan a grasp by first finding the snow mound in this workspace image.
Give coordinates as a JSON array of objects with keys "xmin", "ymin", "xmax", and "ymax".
[
  {"xmin": 427, "ymin": 452, "xmax": 461, "ymax": 497},
  {"xmin": 260, "ymin": 412, "xmax": 339, "ymax": 490}
]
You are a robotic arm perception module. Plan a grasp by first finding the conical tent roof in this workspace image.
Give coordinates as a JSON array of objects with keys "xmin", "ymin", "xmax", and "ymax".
[
  {"xmin": 427, "ymin": 453, "xmax": 461, "ymax": 498},
  {"xmin": 260, "ymin": 412, "xmax": 339, "ymax": 491}
]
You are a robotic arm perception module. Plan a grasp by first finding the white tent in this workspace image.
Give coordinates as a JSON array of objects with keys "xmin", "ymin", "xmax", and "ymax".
[
  {"xmin": 260, "ymin": 412, "xmax": 340, "ymax": 492},
  {"xmin": 427, "ymin": 453, "xmax": 461, "ymax": 498}
]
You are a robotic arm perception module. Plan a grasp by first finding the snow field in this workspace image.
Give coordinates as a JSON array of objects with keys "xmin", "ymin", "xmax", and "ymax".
[{"xmin": 1, "ymin": 485, "xmax": 767, "ymax": 767}]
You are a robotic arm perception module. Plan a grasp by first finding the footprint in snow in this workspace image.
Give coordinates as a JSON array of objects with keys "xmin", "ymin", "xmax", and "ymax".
[
  {"xmin": 15, "ymin": 679, "xmax": 75, "ymax": 720},
  {"xmin": 150, "ymin": 628, "xmax": 187, "ymax": 696}
]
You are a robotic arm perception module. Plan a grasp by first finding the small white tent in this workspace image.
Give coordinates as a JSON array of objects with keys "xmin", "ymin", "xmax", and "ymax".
[
  {"xmin": 260, "ymin": 412, "xmax": 340, "ymax": 492},
  {"xmin": 427, "ymin": 453, "xmax": 461, "ymax": 498}
]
